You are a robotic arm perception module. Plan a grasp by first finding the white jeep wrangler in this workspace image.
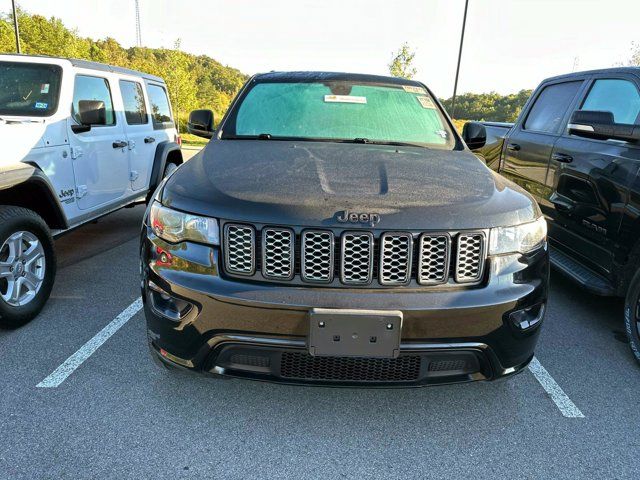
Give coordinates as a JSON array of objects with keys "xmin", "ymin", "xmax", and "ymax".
[{"xmin": 0, "ymin": 54, "xmax": 183, "ymax": 327}]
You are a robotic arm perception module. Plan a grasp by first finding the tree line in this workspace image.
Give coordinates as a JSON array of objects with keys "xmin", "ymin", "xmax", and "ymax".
[{"xmin": 0, "ymin": 9, "xmax": 247, "ymax": 130}]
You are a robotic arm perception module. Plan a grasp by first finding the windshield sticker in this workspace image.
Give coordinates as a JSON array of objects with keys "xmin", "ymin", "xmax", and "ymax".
[
  {"xmin": 416, "ymin": 96, "xmax": 436, "ymax": 109},
  {"xmin": 403, "ymin": 85, "xmax": 426, "ymax": 94},
  {"xmin": 324, "ymin": 95, "xmax": 367, "ymax": 104},
  {"xmin": 40, "ymin": 83, "xmax": 50, "ymax": 94},
  {"xmin": 436, "ymin": 130, "xmax": 448, "ymax": 138},
  {"xmin": 34, "ymin": 102, "xmax": 48, "ymax": 109}
]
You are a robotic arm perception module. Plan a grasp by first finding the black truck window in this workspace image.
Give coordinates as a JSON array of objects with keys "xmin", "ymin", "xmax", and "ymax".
[
  {"xmin": 523, "ymin": 81, "xmax": 582, "ymax": 133},
  {"xmin": 581, "ymin": 79, "xmax": 640, "ymax": 124}
]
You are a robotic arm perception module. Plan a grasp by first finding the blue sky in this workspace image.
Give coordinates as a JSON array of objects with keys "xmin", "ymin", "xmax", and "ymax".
[{"xmin": 5, "ymin": 0, "xmax": 639, "ymax": 97}]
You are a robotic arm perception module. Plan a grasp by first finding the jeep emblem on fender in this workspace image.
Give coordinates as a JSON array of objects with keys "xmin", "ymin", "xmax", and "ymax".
[{"xmin": 336, "ymin": 210, "xmax": 381, "ymax": 227}]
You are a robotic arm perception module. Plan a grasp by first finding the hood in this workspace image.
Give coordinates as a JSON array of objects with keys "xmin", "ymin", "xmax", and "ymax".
[
  {"xmin": 162, "ymin": 140, "xmax": 539, "ymax": 230},
  {"xmin": 0, "ymin": 121, "xmax": 46, "ymax": 167}
]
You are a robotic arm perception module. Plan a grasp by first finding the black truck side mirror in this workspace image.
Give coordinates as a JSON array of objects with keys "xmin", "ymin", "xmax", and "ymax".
[
  {"xmin": 187, "ymin": 109, "xmax": 215, "ymax": 139},
  {"xmin": 568, "ymin": 110, "xmax": 640, "ymax": 143},
  {"xmin": 462, "ymin": 121, "xmax": 487, "ymax": 150}
]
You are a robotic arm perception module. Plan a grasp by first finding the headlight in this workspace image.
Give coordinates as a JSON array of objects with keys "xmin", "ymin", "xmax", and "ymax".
[
  {"xmin": 149, "ymin": 202, "xmax": 219, "ymax": 245},
  {"xmin": 489, "ymin": 217, "xmax": 547, "ymax": 255}
]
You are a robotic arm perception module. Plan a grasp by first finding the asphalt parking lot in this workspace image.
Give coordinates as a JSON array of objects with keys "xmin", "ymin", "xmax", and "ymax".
[{"xmin": 1, "ymin": 205, "xmax": 639, "ymax": 479}]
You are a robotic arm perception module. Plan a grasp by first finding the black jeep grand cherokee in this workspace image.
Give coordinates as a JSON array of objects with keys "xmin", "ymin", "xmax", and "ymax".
[{"xmin": 140, "ymin": 72, "xmax": 549, "ymax": 387}]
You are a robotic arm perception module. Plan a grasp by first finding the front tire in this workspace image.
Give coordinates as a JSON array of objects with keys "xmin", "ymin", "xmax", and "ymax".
[
  {"xmin": 624, "ymin": 268, "xmax": 640, "ymax": 365},
  {"xmin": 0, "ymin": 206, "xmax": 56, "ymax": 328}
]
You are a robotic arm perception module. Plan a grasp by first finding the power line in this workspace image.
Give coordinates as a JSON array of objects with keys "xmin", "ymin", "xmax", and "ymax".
[{"xmin": 135, "ymin": 0, "xmax": 142, "ymax": 47}]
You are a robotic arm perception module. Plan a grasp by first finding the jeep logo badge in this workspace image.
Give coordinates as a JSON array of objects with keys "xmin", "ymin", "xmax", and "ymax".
[{"xmin": 336, "ymin": 210, "xmax": 381, "ymax": 227}]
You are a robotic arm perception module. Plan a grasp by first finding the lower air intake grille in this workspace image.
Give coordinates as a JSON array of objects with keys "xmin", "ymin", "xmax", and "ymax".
[
  {"xmin": 280, "ymin": 352, "xmax": 421, "ymax": 382},
  {"xmin": 428, "ymin": 359, "xmax": 467, "ymax": 372}
]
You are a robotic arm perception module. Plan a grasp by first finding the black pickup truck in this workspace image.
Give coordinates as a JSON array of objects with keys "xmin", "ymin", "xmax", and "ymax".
[{"xmin": 463, "ymin": 67, "xmax": 640, "ymax": 364}]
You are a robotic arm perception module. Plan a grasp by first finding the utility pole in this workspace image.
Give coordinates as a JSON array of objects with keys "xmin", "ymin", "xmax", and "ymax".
[
  {"xmin": 135, "ymin": 0, "xmax": 142, "ymax": 47},
  {"xmin": 450, "ymin": 0, "xmax": 469, "ymax": 119},
  {"xmin": 11, "ymin": 0, "xmax": 21, "ymax": 54}
]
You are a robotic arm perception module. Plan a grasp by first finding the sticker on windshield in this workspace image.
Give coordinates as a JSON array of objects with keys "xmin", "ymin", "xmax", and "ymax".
[
  {"xmin": 40, "ymin": 83, "xmax": 50, "ymax": 94},
  {"xmin": 34, "ymin": 102, "xmax": 48, "ymax": 109},
  {"xmin": 416, "ymin": 96, "xmax": 436, "ymax": 109},
  {"xmin": 403, "ymin": 85, "xmax": 426, "ymax": 94},
  {"xmin": 324, "ymin": 95, "xmax": 367, "ymax": 104}
]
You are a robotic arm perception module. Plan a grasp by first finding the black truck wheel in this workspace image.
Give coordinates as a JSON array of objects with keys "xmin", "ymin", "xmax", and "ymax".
[
  {"xmin": 0, "ymin": 206, "xmax": 56, "ymax": 328},
  {"xmin": 624, "ymin": 268, "xmax": 640, "ymax": 365}
]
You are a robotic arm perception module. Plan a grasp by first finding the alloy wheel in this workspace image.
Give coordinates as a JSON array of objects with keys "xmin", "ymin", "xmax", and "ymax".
[{"xmin": 0, "ymin": 231, "xmax": 46, "ymax": 307}]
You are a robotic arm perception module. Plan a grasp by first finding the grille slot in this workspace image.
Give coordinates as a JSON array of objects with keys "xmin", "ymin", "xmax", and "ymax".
[
  {"xmin": 418, "ymin": 234, "xmax": 450, "ymax": 285},
  {"xmin": 340, "ymin": 232, "xmax": 374, "ymax": 285},
  {"xmin": 379, "ymin": 233, "xmax": 412, "ymax": 285},
  {"xmin": 301, "ymin": 230, "xmax": 334, "ymax": 283},
  {"xmin": 262, "ymin": 228, "xmax": 294, "ymax": 280},
  {"xmin": 455, "ymin": 233, "xmax": 485, "ymax": 283},
  {"xmin": 280, "ymin": 352, "xmax": 421, "ymax": 382},
  {"xmin": 224, "ymin": 224, "xmax": 255, "ymax": 275}
]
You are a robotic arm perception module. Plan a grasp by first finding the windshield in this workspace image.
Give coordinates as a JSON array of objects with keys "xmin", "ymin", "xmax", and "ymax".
[
  {"xmin": 223, "ymin": 80, "xmax": 455, "ymax": 148},
  {"xmin": 0, "ymin": 62, "xmax": 62, "ymax": 117}
]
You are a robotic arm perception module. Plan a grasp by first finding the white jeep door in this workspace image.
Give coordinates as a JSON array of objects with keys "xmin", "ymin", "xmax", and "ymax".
[
  {"xmin": 68, "ymin": 73, "xmax": 129, "ymax": 210},
  {"xmin": 118, "ymin": 78, "xmax": 156, "ymax": 191}
]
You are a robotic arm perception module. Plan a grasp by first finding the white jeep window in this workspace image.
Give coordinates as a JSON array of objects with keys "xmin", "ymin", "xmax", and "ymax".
[
  {"xmin": 120, "ymin": 80, "xmax": 148, "ymax": 125},
  {"xmin": 72, "ymin": 75, "xmax": 116, "ymax": 126},
  {"xmin": 147, "ymin": 84, "xmax": 173, "ymax": 126},
  {"xmin": 581, "ymin": 79, "xmax": 640, "ymax": 125}
]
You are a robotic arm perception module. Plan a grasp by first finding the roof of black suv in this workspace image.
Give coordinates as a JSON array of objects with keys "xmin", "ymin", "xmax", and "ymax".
[
  {"xmin": 253, "ymin": 71, "xmax": 426, "ymax": 87},
  {"xmin": 543, "ymin": 66, "xmax": 640, "ymax": 83}
]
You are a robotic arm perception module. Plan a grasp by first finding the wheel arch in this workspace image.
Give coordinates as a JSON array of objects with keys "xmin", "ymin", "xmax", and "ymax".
[
  {"xmin": 0, "ymin": 166, "xmax": 68, "ymax": 230},
  {"xmin": 149, "ymin": 141, "xmax": 183, "ymax": 194}
]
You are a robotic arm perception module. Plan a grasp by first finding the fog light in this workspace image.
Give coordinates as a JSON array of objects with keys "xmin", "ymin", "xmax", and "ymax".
[
  {"xmin": 509, "ymin": 303, "xmax": 545, "ymax": 330},
  {"xmin": 148, "ymin": 281, "xmax": 193, "ymax": 321}
]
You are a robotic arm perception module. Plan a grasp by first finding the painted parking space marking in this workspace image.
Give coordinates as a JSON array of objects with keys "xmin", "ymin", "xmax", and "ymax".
[
  {"xmin": 528, "ymin": 356, "xmax": 584, "ymax": 418},
  {"xmin": 37, "ymin": 298, "xmax": 143, "ymax": 388}
]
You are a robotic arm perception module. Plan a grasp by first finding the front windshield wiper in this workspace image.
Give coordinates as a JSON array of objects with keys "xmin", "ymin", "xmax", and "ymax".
[{"xmin": 351, "ymin": 138, "xmax": 425, "ymax": 148}]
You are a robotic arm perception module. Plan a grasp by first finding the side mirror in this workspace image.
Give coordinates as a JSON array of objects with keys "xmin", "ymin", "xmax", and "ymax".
[
  {"xmin": 462, "ymin": 121, "xmax": 487, "ymax": 150},
  {"xmin": 187, "ymin": 109, "xmax": 215, "ymax": 139},
  {"xmin": 568, "ymin": 110, "xmax": 640, "ymax": 143},
  {"xmin": 71, "ymin": 100, "xmax": 107, "ymax": 133}
]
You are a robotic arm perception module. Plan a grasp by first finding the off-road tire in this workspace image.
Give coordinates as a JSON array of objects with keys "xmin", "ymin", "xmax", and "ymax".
[{"xmin": 0, "ymin": 206, "xmax": 56, "ymax": 328}]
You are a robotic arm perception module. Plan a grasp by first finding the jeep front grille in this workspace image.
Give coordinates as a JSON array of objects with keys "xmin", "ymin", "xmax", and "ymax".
[
  {"xmin": 301, "ymin": 230, "xmax": 334, "ymax": 283},
  {"xmin": 418, "ymin": 234, "xmax": 450, "ymax": 285},
  {"xmin": 223, "ymin": 224, "xmax": 255, "ymax": 275},
  {"xmin": 341, "ymin": 232, "xmax": 374, "ymax": 285},
  {"xmin": 379, "ymin": 233, "xmax": 412, "ymax": 285},
  {"xmin": 262, "ymin": 227, "xmax": 294, "ymax": 280},
  {"xmin": 222, "ymin": 223, "xmax": 486, "ymax": 287},
  {"xmin": 455, "ymin": 233, "xmax": 485, "ymax": 283}
]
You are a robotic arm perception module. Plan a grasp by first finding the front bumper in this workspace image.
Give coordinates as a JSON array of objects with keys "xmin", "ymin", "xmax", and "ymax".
[{"xmin": 141, "ymin": 228, "xmax": 549, "ymax": 387}]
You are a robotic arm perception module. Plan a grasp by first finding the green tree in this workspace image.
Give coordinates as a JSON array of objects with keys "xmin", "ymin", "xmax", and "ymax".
[{"xmin": 388, "ymin": 42, "xmax": 417, "ymax": 79}]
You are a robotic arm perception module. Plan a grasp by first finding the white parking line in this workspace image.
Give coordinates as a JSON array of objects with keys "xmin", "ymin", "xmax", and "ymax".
[
  {"xmin": 528, "ymin": 356, "xmax": 584, "ymax": 418},
  {"xmin": 37, "ymin": 298, "xmax": 143, "ymax": 388}
]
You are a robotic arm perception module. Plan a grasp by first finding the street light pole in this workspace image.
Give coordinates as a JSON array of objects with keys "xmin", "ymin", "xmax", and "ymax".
[
  {"xmin": 450, "ymin": 0, "xmax": 469, "ymax": 119},
  {"xmin": 11, "ymin": 0, "xmax": 21, "ymax": 54}
]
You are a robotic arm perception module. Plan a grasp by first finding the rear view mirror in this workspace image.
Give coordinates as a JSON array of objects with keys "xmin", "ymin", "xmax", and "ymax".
[
  {"xmin": 462, "ymin": 121, "xmax": 487, "ymax": 150},
  {"xmin": 187, "ymin": 109, "xmax": 215, "ymax": 139},
  {"xmin": 568, "ymin": 110, "xmax": 640, "ymax": 143}
]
